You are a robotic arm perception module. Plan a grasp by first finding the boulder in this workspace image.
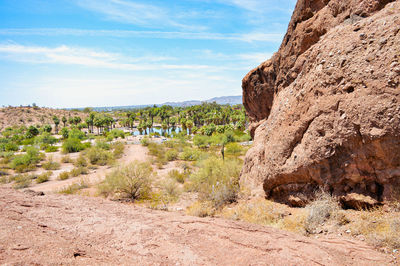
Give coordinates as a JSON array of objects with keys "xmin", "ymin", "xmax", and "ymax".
[{"xmin": 241, "ymin": 0, "xmax": 400, "ymax": 206}]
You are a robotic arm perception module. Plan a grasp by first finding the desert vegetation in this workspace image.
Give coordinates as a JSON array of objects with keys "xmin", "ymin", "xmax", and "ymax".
[{"xmin": 1, "ymin": 102, "xmax": 399, "ymax": 254}]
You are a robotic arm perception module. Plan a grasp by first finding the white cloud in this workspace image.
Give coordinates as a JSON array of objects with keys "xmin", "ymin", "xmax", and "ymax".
[
  {"xmin": 0, "ymin": 28, "xmax": 284, "ymax": 43},
  {"xmin": 75, "ymin": 0, "xmax": 205, "ymax": 31},
  {"xmin": 0, "ymin": 43, "xmax": 224, "ymax": 71}
]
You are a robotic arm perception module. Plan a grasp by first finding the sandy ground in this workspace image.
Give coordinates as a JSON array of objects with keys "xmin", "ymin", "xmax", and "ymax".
[{"xmin": 0, "ymin": 187, "xmax": 394, "ymax": 265}]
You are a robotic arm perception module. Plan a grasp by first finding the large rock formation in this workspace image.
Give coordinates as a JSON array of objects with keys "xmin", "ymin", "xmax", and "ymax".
[{"xmin": 241, "ymin": 0, "xmax": 400, "ymax": 208}]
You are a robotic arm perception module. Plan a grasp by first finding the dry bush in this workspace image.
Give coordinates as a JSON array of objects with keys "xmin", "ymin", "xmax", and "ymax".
[
  {"xmin": 12, "ymin": 174, "xmax": 35, "ymax": 189},
  {"xmin": 350, "ymin": 208, "xmax": 400, "ymax": 249},
  {"xmin": 74, "ymin": 154, "xmax": 88, "ymax": 167},
  {"xmin": 221, "ymin": 198, "xmax": 286, "ymax": 226},
  {"xmin": 304, "ymin": 191, "xmax": 340, "ymax": 234},
  {"xmin": 36, "ymin": 171, "xmax": 52, "ymax": 183},
  {"xmin": 42, "ymin": 157, "xmax": 60, "ymax": 170},
  {"xmin": 61, "ymin": 155, "xmax": 73, "ymax": 163},
  {"xmin": 186, "ymin": 201, "xmax": 215, "ymax": 217},
  {"xmin": 58, "ymin": 171, "xmax": 70, "ymax": 180},
  {"xmin": 168, "ymin": 169, "xmax": 185, "ymax": 183},
  {"xmin": 69, "ymin": 166, "xmax": 89, "ymax": 177},
  {"xmin": 58, "ymin": 179, "xmax": 89, "ymax": 194}
]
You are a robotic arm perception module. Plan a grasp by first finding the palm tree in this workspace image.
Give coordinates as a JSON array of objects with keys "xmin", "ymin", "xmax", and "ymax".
[
  {"xmin": 161, "ymin": 121, "xmax": 168, "ymax": 136},
  {"xmin": 186, "ymin": 119, "xmax": 193, "ymax": 135},
  {"xmin": 62, "ymin": 116, "xmax": 67, "ymax": 127},
  {"xmin": 52, "ymin": 116, "xmax": 60, "ymax": 134}
]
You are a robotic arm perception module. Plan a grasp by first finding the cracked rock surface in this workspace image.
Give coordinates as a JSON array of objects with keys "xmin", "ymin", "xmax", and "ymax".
[
  {"xmin": 241, "ymin": 0, "xmax": 400, "ymax": 206},
  {"xmin": 0, "ymin": 188, "xmax": 392, "ymax": 265}
]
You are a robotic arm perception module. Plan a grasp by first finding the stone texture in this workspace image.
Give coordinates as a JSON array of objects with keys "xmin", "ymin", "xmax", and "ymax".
[{"xmin": 241, "ymin": 0, "xmax": 400, "ymax": 206}]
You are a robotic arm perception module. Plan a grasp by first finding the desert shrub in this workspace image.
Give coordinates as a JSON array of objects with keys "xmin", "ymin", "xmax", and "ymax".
[
  {"xmin": 225, "ymin": 142, "xmax": 243, "ymax": 155},
  {"xmin": 58, "ymin": 179, "xmax": 89, "ymax": 194},
  {"xmin": 187, "ymin": 157, "xmax": 241, "ymax": 208},
  {"xmin": 221, "ymin": 198, "xmax": 283, "ymax": 225},
  {"xmin": 98, "ymin": 161, "xmax": 152, "ymax": 200},
  {"xmin": 140, "ymin": 137, "xmax": 150, "ymax": 146},
  {"xmin": 58, "ymin": 171, "xmax": 70, "ymax": 180},
  {"xmin": 168, "ymin": 169, "xmax": 185, "ymax": 183},
  {"xmin": 193, "ymin": 135, "xmax": 210, "ymax": 149},
  {"xmin": 86, "ymin": 146, "xmax": 114, "ymax": 166},
  {"xmin": 96, "ymin": 139, "xmax": 110, "ymax": 150},
  {"xmin": 61, "ymin": 155, "xmax": 73, "ymax": 163},
  {"xmin": 60, "ymin": 127, "xmax": 69, "ymax": 139},
  {"xmin": 350, "ymin": 209, "xmax": 400, "ymax": 249},
  {"xmin": 42, "ymin": 159, "xmax": 60, "ymax": 170},
  {"xmin": 159, "ymin": 179, "xmax": 181, "ymax": 200},
  {"xmin": 74, "ymin": 154, "xmax": 88, "ymax": 167},
  {"xmin": 69, "ymin": 166, "xmax": 89, "ymax": 177},
  {"xmin": 68, "ymin": 128, "xmax": 85, "ymax": 140},
  {"xmin": 13, "ymin": 174, "xmax": 34, "ymax": 189},
  {"xmin": 111, "ymin": 141, "xmax": 125, "ymax": 159},
  {"xmin": 148, "ymin": 143, "xmax": 167, "ymax": 165},
  {"xmin": 10, "ymin": 146, "xmax": 41, "ymax": 172},
  {"xmin": 35, "ymin": 133, "xmax": 57, "ymax": 146},
  {"xmin": 44, "ymin": 145, "xmax": 58, "ymax": 153},
  {"xmin": 186, "ymin": 201, "xmax": 215, "ymax": 217},
  {"xmin": 165, "ymin": 149, "xmax": 178, "ymax": 161},
  {"xmin": 109, "ymin": 129, "xmax": 125, "ymax": 139},
  {"xmin": 304, "ymin": 192, "xmax": 340, "ymax": 234},
  {"xmin": 179, "ymin": 147, "xmax": 200, "ymax": 161},
  {"xmin": 36, "ymin": 171, "xmax": 52, "ymax": 183},
  {"xmin": 62, "ymin": 138, "xmax": 84, "ymax": 153}
]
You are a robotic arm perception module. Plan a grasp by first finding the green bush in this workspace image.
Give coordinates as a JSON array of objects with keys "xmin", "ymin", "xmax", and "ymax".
[
  {"xmin": 193, "ymin": 135, "xmax": 210, "ymax": 149},
  {"xmin": 62, "ymin": 138, "xmax": 85, "ymax": 153},
  {"xmin": 112, "ymin": 141, "xmax": 125, "ymax": 159},
  {"xmin": 225, "ymin": 143, "xmax": 243, "ymax": 155},
  {"xmin": 179, "ymin": 147, "xmax": 200, "ymax": 161},
  {"xmin": 98, "ymin": 161, "xmax": 152, "ymax": 200},
  {"xmin": 36, "ymin": 171, "xmax": 52, "ymax": 183},
  {"xmin": 86, "ymin": 146, "xmax": 113, "ymax": 166},
  {"xmin": 44, "ymin": 145, "xmax": 58, "ymax": 153},
  {"xmin": 165, "ymin": 149, "xmax": 178, "ymax": 161},
  {"xmin": 187, "ymin": 157, "xmax": 241, "ymax": 209},
  {"xmin": 68, "ymin": 128, "xmax": 85, "ymax": 140},
  {"xmin": 96, "ymin": 139, "xmax": 110, "ymax": 150},
  {"xmin": 140, "ymin": 137, "xmax": 150, "ymax": 146},
  {"xmin": 58, "ymin": 171, "xmax": 70, "ymax": 180},
  {"xmin": 10, "ymin": 146, "xmax": 41, "ymax": 172}
]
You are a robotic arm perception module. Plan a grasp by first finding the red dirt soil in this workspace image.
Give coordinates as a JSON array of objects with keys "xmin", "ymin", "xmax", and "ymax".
[{"xmin": 0, "ymin": 187, "xmax": 393, "ymax": 265}]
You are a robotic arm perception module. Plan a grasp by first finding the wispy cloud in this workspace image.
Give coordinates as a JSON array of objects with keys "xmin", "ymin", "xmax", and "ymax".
[
  {"xmin": 217, "ymin": 0, "xmax": 296, "ymax": 13},
  {"xmin": 0, "ymin": 43, "xmax": 227, "ymax": 71},
  {"xmin": 0, "ymin": 28, "xmax": 284, "ymax": 43},
  {"xmin": 75, "ymin": 0, "xmax": 205, "ymax": 31}
]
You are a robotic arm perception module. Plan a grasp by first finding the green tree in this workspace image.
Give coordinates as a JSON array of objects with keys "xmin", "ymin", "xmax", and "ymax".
[
  {"xmin": 62, "ymin": 116, "xmax": 67, "ymax": 127},
  {"xmin": 52, "ymin": 116, "xmax": 60, "ymax": 134}
]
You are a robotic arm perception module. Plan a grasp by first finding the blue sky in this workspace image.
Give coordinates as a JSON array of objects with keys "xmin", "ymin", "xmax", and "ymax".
[{"xmin": 0, "ymin": 0, "xmax": 296, "ymax": 108}]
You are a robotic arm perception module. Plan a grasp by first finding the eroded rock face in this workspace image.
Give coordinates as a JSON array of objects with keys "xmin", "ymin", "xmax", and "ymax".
[{"xmin": 241, "ymin": 0, "xmax": 400, "ymax": 207}]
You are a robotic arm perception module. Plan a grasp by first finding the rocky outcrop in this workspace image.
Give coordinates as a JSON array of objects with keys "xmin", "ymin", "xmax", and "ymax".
[{"xmin": 241, "ymin": 0, "xmax": 400, "ymax": 207}]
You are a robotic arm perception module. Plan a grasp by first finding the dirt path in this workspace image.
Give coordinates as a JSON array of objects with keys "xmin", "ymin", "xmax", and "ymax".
[
  {"xmin": 0, "ymin": 188, "xmax": 392, "ymax": 265},
  {"xmin": 31, "ymin": 144, "xmax": 149, "ymax": 193}
]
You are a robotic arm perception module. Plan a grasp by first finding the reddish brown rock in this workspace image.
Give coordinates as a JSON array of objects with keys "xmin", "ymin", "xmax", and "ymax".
[{"xmin": 241, "ymin": 0, "xmax": 400, "ymax": 207}]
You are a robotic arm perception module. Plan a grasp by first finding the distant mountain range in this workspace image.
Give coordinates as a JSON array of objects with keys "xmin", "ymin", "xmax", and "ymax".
[{"xmin": 88, "ymin": 96, "xmax": 242, "ymax": 111}]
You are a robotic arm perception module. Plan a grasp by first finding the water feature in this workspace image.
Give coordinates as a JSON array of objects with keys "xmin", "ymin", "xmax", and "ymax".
[{"xmin": 131, "ymin": 126, "xmax": 188, "ymax": 136}]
